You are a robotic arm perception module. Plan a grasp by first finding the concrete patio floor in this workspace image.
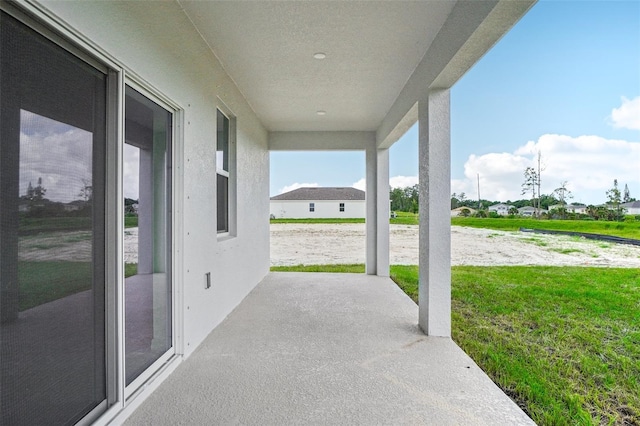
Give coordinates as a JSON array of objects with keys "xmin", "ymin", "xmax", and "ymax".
[{"xmin": 125, "ymin": 272, "xmax": 535, "ymax": 425}]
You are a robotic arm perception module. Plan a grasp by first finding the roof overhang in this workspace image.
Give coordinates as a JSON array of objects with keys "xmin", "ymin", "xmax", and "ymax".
[{"xmin": 178, "ymin": 0, "xmax": 536, "ymax": 149}]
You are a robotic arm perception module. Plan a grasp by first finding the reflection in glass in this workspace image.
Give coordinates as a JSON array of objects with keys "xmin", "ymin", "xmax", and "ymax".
[
  {"xmin": 124, "ymin": 86, "xmax": 172, "ymax": 385},
  {"xmin": 1, "ymin": 11, "xmax": 106, "ymax": 424}
]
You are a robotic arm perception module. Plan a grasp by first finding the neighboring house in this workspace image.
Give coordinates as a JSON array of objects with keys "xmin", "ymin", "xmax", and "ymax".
[
  {"xmin": 518, "ymin": 206, "xmax": 548, "ymax": 217},
  {"xmin": 270, "ymin": 187, "xmax": 365, "ymax": 219},
  {"xmin": 488, "ymin": 203, "xmax": 514, "ymax": 216},
  {"xmin": 549, "ymin": 203, "xmax": 587, "ymax": 214},
  {"xmin": 450, "ymin": 206, "xmax": 476, "ymax": 217},
  {"xmin": 0, "ymin": 2, "xmax": 535, "ymax": 425},
  {"xmin": 621, "ymin": 201, "xmax": 640, "ymax": 215},
  {"xmin": 567, "ymin": 204, "xmax": 587, "ymax": 214}
]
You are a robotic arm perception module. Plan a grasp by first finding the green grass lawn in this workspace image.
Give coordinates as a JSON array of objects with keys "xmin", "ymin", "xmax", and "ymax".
[
  {"xmin": 270, "ymin": 218, "xmax": 365, "ymax": 224},
  {"xmin": 451, "ymin": 217, "xmax": 640, "ymax": 239},
  {"xmin": 18, "ymin": 261, "xmax": 92, "ymax": 311},
  {"xmin": 125, "ymin": 262, "xmax": 138, "ymax": 277},
  {"xmin": 272, "ymin": 263, "xmax": 640, "ymax": 424},
  {"xmin": 19, "ymin": 217, "xmax": 92, "ymax": 234},
  {"xmin": 269, "ymin": 211, "xmax": 420, "ymax": 225},
  {"xmin": 391, "ymin": 265, "xmax": 640, "ymax": 425},
  {"xmin": 271, "ymin": 264, "xmax": 365, "ymax": 273},
  {"xmin": 125, "ymin": 216, "xmax": 138, "ymax": 228},
  {"xmin": 17, "ymin": 261, "xmax": 140, "ymax": 311},
  {"xmin": 390, "ymin": 211, "xmax": 419, "ymax": 225}
]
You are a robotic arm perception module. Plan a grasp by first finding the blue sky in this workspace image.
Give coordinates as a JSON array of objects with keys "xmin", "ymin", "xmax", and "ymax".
[{"xmin": 270, "ymin": 0, "xmax": 640, "ymax": 205}]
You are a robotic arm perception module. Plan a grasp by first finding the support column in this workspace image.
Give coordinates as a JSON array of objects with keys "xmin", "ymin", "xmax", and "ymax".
[
  {"xmin": 365, "ymin": 143, "xmax": 390, "ymax": 276},
  {"xmin": 418, "ymin": 89, "xmax": 451, "ymax": 337},
  {"xmin": 376, "ymin": 148, "xmax": 390, "ymax": 277},
  {"xmin": 365, "ymin": 143, "xmax": 377, "ymax": 275}
]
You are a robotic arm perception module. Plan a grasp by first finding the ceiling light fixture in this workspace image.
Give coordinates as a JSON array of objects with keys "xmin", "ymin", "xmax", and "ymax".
[
  {"xmin": 316, "ymin": 110, "xmax": 326, "ymax": 116},
  {"xmin": 313, "ymin": 52, "xmax": 326, "ymax": 60}
]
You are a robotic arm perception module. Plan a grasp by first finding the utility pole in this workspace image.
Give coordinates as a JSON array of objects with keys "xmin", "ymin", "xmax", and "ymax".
[{"xmin": 536, "ymin": 151, "xmax": 542, "ymax": 217}]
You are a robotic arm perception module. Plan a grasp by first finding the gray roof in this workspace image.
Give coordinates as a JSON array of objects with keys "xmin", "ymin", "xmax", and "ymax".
[
  {"xmin": 271, "ymin": 187, "xmax": 365, "ymax": 201},
  {"xmin": 622, "ymin": 200, "xmax": 640, "ymax": 208}
]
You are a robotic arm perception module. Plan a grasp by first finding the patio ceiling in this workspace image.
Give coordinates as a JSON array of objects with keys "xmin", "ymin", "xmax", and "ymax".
[{"xmin": 179, "ymin": 1, "xmax": 535, "ymax": 136}]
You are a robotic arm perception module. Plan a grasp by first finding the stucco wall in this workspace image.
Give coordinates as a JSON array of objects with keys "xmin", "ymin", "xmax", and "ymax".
[
  {"xmin": 41, "ymin": 1, "xmax": 270, "ymax": 355},
  {"xmin": 270, "ymin": 200, "xmax": 366, "ymax": 219}
]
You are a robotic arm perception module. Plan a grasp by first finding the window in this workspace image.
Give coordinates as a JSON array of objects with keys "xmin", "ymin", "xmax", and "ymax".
[
  {"xmin": 217, "ymin": 109, "xmax": 230, "ymax": 233},
  {"xmin": 339, "ymin": 203, "xmax": 345, "ymax": 212},
  {"xmin": 309, "ymin": 202, "xmax": 315, "ymax": 212}
]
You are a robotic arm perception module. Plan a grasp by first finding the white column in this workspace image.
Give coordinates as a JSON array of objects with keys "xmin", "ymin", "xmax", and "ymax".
[
  {"xmin": 365, "ymin": 143, "xmax": 390, "ymax": 276},
  {"xmin": 365, "ymin": 143, "xmax": 377, "ymax": 275},
  {"xmin": 376, "ymin": 148, "xmax": 390, "ymax": 277},
  {"xmin": 418, "ymin": 89, "xmax": 451, "ymax": 337},
  {"xmin": 138, "ymin": 147, "xmax": 153, "ymax": 274}
]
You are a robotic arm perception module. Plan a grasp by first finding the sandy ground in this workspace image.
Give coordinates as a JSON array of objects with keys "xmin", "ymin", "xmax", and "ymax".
[
  {"xmin": 19, "ymin": 224, "xmax": 640, "ymax": 268},
  {"xmin": 270, "ymin": 223, "xmax": 640, "ymax": 268}
]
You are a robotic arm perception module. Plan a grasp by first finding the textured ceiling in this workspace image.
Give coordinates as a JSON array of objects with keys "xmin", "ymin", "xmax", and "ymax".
[{"xmin": 180, "ymin": 1, "xmax": 456, "ymax": 132}]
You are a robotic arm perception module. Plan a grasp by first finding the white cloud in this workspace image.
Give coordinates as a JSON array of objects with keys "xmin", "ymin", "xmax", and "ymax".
[
  {"xmin": 351, "ymin": 175, "xmax": 419, "ymax": 192},
  {"xmin": 279, "ymin": 182, "xmax": 319, "ymax": 194},
  {"xmin": 453, "ymin": 134, "xmax": 640, "ymax": 205},
  {"xmin": 352, "ymin": 178, "xmax": 366, "ymax": 191},
  {"xmin": 19, "ymin": 110, "xmax": 93, "ymax": 203},
  {"xmin": 609, "ymin": 96, "xmax": 640, "ymax": 130},
  {"xmin": 390, "ymin": 175, "xmax": 418, "ymax": 189}
]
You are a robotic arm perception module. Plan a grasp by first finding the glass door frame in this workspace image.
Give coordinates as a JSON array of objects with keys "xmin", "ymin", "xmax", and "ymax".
[
  {"xmin": 1, "ymin": 2, "xmax": 185, "ymax": 424},
  {"xmin": 121, "ymin": 76, "xmax": 182, "ymax": 400}
]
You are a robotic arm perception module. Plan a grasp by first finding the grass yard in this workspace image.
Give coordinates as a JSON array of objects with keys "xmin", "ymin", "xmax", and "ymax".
[
  {"xmin": 270, "ymin": 218, "xmax": 365, "ymax": 224},
  {"xmin": 272, "ymin": 263, "xmax": 640, "ymax": 424},
  {"xmin": 269, "ymin": 211, "xmax": 420, "ymax": 225},
  {"xmin": 451, "ymin": 217, "xmax": 640, "ymax": 240},
  {"xmin": 391, "ymin": 265, "xmax": 640, "ymax": 425},
  {"xmin": 271, "ymin": 264, "xmax": 365, "ymax": 273},
  {"xmin": 17, "ymin": 262, "xmax": 140, "ymax": 311},
  {"xmin": 390, "ymin": 211, "xmax": 419, "ymax": 225},
  {"xmin": 19, "ymin": 217, "xmax": 92, "ymax": 234},
  {"xmin": 125, "ymin": 216, "xmax": 138, "ymax": 228},
  {"xmin": 18, "ymin": 261, "xmax": 92, "ymax": 311}
]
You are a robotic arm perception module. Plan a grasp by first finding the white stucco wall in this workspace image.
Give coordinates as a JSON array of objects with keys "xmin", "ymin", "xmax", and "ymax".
[
  {"xmin": 40, "ymin": 1, "xmax": 270, "ymax": 358},
  {"xmin": 270, "ymin": 200, "xmax": 366, "ymax": 219}
]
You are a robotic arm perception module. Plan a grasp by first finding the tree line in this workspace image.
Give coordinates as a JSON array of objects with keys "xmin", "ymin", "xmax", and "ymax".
[{"xmin": 390, "ymin": 179, "xmax": 636, "ymax": 222}]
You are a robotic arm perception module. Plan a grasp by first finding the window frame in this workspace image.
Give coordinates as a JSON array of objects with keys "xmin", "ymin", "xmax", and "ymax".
[
  {"xmin": 122, "ymin": 79, "xmax": 179, "ymax": 399},
  {"xmin": 339, "ymin": 203, "xmax": 345, "ymax": 212},
  {"xmin": 216, "ymin": 103, "xmax": 236, "ymax": 238},
  {"xmin": 309, "ymin": 202, "xmax": 315, "ymax": 212}
]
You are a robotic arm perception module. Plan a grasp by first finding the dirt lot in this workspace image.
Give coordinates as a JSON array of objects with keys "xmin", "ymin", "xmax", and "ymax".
[
  {"xmin": 19, "ymin": 224, "xmax": 640, "ymax": 268},
  {"xmin": 270, "ymin": 223, "xmax": 640, "ymax": 268}
]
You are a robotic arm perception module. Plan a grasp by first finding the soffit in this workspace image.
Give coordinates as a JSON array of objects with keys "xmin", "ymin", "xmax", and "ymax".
[{"xmin": 179, "ymin": 1, "xmax": 456, "ymax": 132}]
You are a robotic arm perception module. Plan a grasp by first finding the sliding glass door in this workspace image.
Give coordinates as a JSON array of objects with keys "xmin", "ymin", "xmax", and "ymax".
[
  {"xmin": 1, "ymin": 8, "xmax": 176, "ymax": 424},
  {"xmin": 124, "ymin": 86, "xmax": 173, "ymax": 386},
  {"xmin": 1, "ymin": 11, "xmax": 107, "ymax": 425}
]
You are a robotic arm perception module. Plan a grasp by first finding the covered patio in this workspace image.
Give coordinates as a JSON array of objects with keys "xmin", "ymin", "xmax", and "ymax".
[{"xmin": 125, "ymin": 272, "xmax": 533, "ymax": 425}]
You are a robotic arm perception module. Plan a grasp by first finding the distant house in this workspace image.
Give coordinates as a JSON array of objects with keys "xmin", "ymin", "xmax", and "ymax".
[
  {"xmin": 518, "ymin": 206, "xmax": 548, "ymax": 217},
  {"xmin": 550, "ymin": 203, "xmax": 587, "ymax": 214},
  {"xmin": 450, "ymin": 207, "xmax": 476, "ymax": 217},
  {"xmin": 270, "ymin": 187, "xmax": 365, "ymax": 219},
  {"xmin": 488, "ymin": 203, "xmax": 514, "ymax": 216},
  {"xmin": 621, "ymin": 200, "xmax": 640, "ymax": 215},
  {"xmin": 566, "ymin": 203, "xmax": 587, "ymax": 214}
]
